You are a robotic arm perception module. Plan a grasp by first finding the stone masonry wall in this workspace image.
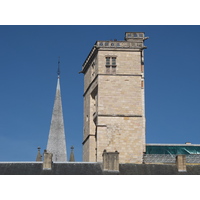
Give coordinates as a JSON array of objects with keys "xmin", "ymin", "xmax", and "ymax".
[
  {"xmin": 98, "ymin": 75, "xmax": 143, "ymax": 116},
  {"xmin": 97, "ymin": 116, "xmax": 145, "ymax": 163},
  {"xmin": 95, "ymin": 49, "xmax": 145, "ymax": 163}
]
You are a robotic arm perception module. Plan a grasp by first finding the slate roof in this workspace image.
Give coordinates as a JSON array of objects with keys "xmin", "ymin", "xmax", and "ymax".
[{"xmin": 1, "ymin": 162, "xmax": 200, "ymax": 175}]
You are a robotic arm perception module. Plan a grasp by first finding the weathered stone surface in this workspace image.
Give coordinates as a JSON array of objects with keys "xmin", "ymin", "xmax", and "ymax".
[
  {"xmin": 102, "ymin": 150, "xmax": 119, "ymax": 171},
  {"xmin": 43, "ymin": 152, "xmax": 53, "ymax": 170}
]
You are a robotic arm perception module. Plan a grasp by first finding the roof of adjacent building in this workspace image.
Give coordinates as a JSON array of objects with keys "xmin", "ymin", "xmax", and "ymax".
[{"xmin": 146, "ymin": 144, "xmax": 200, "ymax": 155}]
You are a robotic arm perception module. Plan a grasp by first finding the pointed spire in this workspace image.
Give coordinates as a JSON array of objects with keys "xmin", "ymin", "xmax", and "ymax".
[
  {"xmin": 69, "ymin": 146, "xmax": 75, "ymax": 162},
  {"xmin": 36, "ymin": 147, "xmax": 42, "ymax": 161},
  {"xmin": 46, "ymin": 59, "xmax": 67, "ymax": 162},
  {"xmin": 57, "ymin": 56, "xmax": 60, "ymax": 78}
]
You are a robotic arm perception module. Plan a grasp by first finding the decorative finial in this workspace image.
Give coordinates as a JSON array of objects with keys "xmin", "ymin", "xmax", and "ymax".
[
  {"xmin": 57, "ymin": 57, "xmax": 60, "ymax": 77},
  {"xmin": 36, "ymin": 146, "xmax": 42, "ymax": 161},
  {"xmin": 69, "ymin": 146, "xmax": 75, "ymax": 162}
]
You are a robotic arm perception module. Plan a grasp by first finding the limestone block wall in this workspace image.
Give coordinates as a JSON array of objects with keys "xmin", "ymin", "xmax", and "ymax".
[
  {"xmin": 83, "ymin": 55, "xmax": 98, "ymax": 93},
  {"xmin": 84, "ymin": 65, "xmax": 92, "ymax": 92},
  {"xmin": 98, "ymin": 75, "xmax": 143, "ymax": 116},
  {"xmin": 97, "ymin": 116, "xmax": 145, "ymax": 163},
  {"xmin": 83, "ymin": 76, "xmax": 98, "ymax": 142},
  {"xmin": 83, "ymin": 136, "xmax": 96, "ymax": 162},
  {"xmin": 98, "ymin": 51, "xmax": 142, "ymax": 75},
  {"xmin": 83, "ymin": 71, "xmax": 98, "ymax": 162}
]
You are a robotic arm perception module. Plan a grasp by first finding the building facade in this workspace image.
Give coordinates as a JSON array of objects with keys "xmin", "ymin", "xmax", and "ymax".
[{"xmin": 81, "ymin": 32, "xmax": 148, "ymax": 163}]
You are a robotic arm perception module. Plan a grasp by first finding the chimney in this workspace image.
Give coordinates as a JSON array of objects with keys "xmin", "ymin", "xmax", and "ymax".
[
  {"xmin": 176, "ymin": 155, "xmax": 187, "ymax": 172},
  {"xmin": 102, "ymin": 150, "xmax": 119, "ymax": 171},
  {"xmin": 43, "ymin": 150, "xmax": 53, "ymax": 170}
]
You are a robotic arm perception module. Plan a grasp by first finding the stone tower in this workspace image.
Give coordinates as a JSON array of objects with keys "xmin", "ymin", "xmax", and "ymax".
[
  {"xmin": 46, "ymin": 64, "xmax": 67, "ymax": 162},
  {"xmin": 81, "ymin": 32, "xmax": 148, "ymax": 163}
]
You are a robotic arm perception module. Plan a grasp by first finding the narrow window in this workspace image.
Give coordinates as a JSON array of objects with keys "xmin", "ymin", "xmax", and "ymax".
[
  {"xmin": 141, "ymin": 80, "xmax": 144, "ymax": 88},
  {"xmin": 106, "ymin": 57, "xmax": 110, "ymax": 66},
  {"xmin": 112, "ymin": 57, "xmax": 116, "ymax": 66}
]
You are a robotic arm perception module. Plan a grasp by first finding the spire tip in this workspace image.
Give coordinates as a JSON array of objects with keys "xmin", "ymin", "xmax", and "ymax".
[{"xmin": 57, "ymin": 57, "xmax": 60, "ymax": 77}]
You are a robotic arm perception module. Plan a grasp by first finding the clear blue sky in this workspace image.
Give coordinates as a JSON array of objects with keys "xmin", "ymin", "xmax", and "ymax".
[{"xmin": 0, "ymin": 25, "xmax": 200, "ymax": 162}]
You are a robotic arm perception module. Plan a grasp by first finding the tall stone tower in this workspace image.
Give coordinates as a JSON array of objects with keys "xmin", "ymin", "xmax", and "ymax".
[
  {"xmin": 81, "ymin": 32, "xmax": 148, "ymax": 163},
  {"xmin": 46, "ymin": 62, "xmax": 67, "ymax": 162}
]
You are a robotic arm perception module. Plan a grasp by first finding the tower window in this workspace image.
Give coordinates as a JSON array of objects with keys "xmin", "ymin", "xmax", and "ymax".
[
  {"xmin": 105, "ymin": 57, "xmax": 117, "ymax": 74},
  {"xmin": 106, "ymin": 57, "xmax": 110, "ymax": 66},
  {"xmin": 112, "ymin": 57, "xmax": 116, "ymax": 66}
]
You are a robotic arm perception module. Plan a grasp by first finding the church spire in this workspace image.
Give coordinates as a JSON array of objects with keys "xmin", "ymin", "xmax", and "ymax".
[{"xmin": 46, "ymin": 59, "xmax": 67, "ymax": 162}]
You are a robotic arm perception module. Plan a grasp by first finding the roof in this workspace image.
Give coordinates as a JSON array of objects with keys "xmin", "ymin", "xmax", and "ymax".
[{"xmin": 1, "ymin": 162, "xmax": 200, "ymax": 175}]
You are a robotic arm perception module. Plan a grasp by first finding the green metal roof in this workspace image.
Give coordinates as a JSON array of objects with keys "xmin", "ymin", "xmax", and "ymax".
[{"xmin": 146, "ymin": 145, "xmax": 200, "ymax": 155}]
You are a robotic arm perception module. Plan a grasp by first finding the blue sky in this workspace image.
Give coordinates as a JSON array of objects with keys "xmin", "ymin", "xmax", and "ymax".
[{"xmin": 0, "ymin": 25, "xmax": 200, "ymax": 162}]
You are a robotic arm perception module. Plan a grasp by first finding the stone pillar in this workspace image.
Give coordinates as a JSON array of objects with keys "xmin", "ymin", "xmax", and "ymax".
[
  {"xmin": 102, "ymin": 150, "xmax": 119, "ymax": 171},
  {"xmin": 176, "ymin": 155, "xmax": 186, "ymax": 172},
  {"xmin": 43, "ymin": 151, "xmax": 53, "ymax": 170}
]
